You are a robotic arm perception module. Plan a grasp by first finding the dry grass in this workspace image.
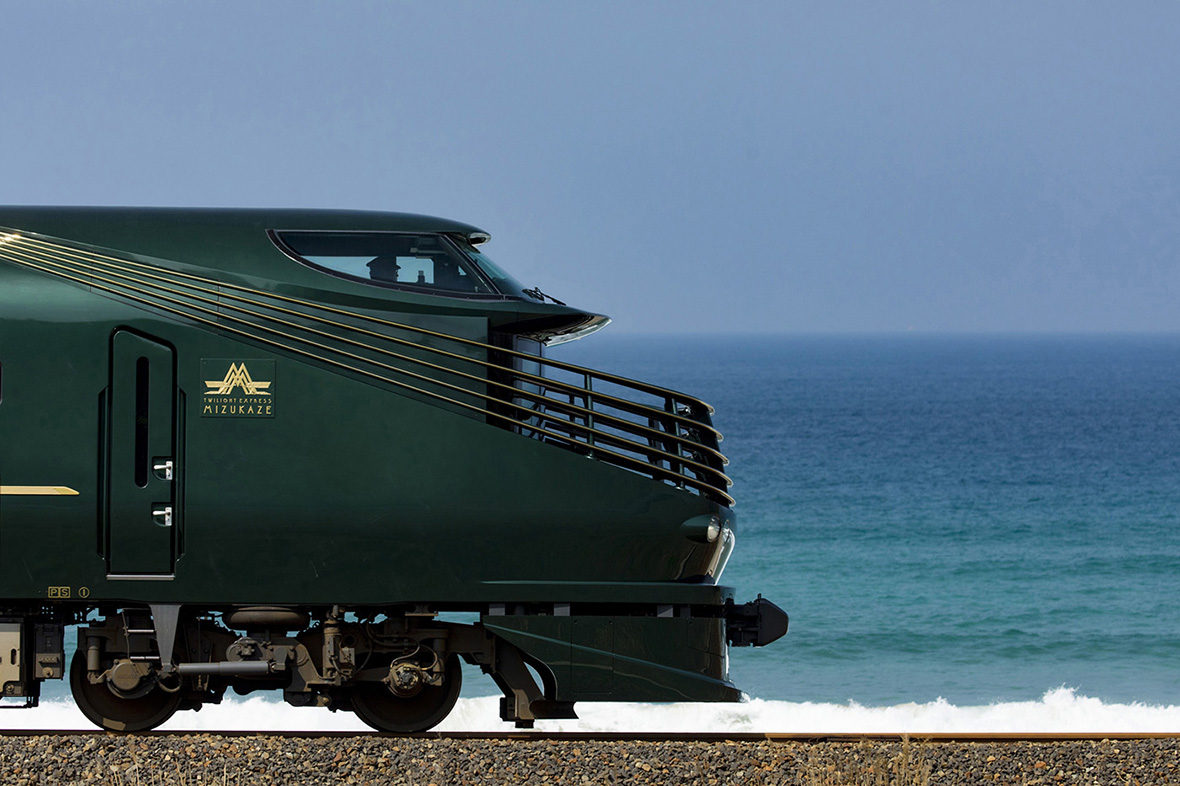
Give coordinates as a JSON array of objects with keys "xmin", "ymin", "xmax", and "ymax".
[
  {"xmin": 801, "ymin": 737, "xmax": 931, "ymax": 786},
  {"xmin": 105, "ymin": 750, "xmax": 242, "ymax": 786}
]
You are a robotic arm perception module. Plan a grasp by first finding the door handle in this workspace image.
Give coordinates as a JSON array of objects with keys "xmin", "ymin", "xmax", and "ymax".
[
  {"xmin": 152, "ymin": 505, "xmax": 173, "ymax": 528},
  {"xmin": 153, "ymin": 459, "xmax": 174, "ymax": 481}
]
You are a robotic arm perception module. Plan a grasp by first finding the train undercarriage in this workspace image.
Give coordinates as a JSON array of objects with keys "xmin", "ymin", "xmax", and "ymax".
[{"xmin": 2, "ymin": 599, "xmax": 786, "ymax": 732}]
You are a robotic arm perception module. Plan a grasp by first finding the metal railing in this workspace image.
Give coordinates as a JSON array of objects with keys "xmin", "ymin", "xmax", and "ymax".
[{"xmin": 0, "ymin": 230, "xmax": 733, "ymax": 505}]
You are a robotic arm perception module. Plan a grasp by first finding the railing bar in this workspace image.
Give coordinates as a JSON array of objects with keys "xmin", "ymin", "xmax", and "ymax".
[
  {"xmin": 0, "ymin": 250, "xmax": 734, "ymax": 505},
  {"xmin": 21, "ymin": 237, "xmax": 720, "ymax": 440},
  {"xmin": 9, "ymin": 241, "xmax": 728, "ymax": 467},
  {"xmin": 0, "ymin": 248, "xmax": 734, "ymax": 495},
  {"xmin": 9, "ymin": 230, "xmax": 720, "ymax": 425},
  {"xmin": 584, "ymin": 374, "xmax": 594, "ymax": 452}
]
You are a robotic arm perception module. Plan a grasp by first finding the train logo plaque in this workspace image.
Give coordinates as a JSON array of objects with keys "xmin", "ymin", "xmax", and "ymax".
[{"xmin": 201, "ymin": 359, "xmax": 275, "ymax": 417}]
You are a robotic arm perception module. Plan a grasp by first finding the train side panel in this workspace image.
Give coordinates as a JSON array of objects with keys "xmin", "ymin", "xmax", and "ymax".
[{"xmin": 1, "ymin": 275, "xmax": 725, "ymax": 605}]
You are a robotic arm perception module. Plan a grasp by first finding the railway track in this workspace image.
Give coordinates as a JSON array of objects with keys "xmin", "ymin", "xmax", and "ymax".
[
  {"xmin": 0, "ymin": 728, "xmax": 1177, "ymax": 741},
  {"xmin": 1, "ymin": 728, "xmax": 1176, "ymax": 784}
]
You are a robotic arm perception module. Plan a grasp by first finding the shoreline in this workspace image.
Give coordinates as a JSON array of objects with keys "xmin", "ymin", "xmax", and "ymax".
[
  {"xmin": 1, "ymin": 734, "xmax": 1176, "ymax": 784},
  {"xmin": 13, "ymin": 688, "xmax": 1180, "ymax": 736}
]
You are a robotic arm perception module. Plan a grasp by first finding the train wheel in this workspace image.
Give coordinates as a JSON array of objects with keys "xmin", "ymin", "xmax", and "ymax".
[
  {"xmin": 70, "ymin": 650, "xmax": 182, "ymax": 732},
  {"xmin": 350, "ymin": 653, "xmax": 463, "ymax": 733}
]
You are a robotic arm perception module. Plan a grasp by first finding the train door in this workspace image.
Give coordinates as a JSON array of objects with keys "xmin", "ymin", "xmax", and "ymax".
[{"xmin": 106, "ymin": 330, "xmax": 178, "ymax": 576}]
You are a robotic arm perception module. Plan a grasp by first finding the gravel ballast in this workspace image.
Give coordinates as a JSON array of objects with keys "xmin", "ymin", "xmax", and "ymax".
[{"xmin": 0, "ymin": 734, "xmax": 1177, "ymax": 785}]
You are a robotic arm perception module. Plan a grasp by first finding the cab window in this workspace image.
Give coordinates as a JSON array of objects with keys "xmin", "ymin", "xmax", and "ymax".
[{"xmin": 273, "ymin": 231, "xmax": 497, "ymax": 296}]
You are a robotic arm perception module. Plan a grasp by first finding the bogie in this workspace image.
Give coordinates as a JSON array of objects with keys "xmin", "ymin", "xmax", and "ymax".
[
  {"xmin": 350, "ymin": 653, "xmax": 463, "ymax": 733},
  {"xmin": 62, "ymin": 606, "xmax": 491, "ymax": 732},
  {"xmin": 70, "ymin": 650, "xmax": 182, "ymax": 733}
]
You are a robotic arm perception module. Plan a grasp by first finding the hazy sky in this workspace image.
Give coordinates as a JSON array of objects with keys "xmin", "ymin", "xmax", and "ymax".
[{"xmin": 2, "ymin": 2, "xmax": 1177, "ymax": 334}]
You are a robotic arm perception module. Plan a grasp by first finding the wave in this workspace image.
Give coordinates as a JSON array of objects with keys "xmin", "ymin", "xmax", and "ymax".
[{"xmin": 2, "ymin": 688, "xmax": 1178, "ymax": 733}]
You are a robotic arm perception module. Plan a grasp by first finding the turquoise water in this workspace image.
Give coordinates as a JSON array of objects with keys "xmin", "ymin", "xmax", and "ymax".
[{"xmin": 557, "ymin": 333, "xmax": 1180, "ymax": 707}]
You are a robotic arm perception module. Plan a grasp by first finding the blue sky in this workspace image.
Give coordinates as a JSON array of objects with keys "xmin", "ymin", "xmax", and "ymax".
[{"xmin": 2, "ymin": 2, "xmax": 1177, "ymax": 333}]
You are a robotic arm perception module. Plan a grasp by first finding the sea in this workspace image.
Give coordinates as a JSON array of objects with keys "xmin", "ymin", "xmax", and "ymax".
[{"xmin": 8, "ymin": 333, "xmax": 1180, "ymax": 732}]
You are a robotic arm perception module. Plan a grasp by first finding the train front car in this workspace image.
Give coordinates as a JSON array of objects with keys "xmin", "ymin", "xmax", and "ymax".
[{"xmin": 0, "ymin": 207, "xmax": 787, "ymax": 732}]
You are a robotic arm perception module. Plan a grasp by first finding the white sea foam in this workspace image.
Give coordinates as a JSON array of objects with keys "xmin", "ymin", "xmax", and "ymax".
[{"xmin": 2, "ymin": 688, "xmax": 1178, "ymax": 734}]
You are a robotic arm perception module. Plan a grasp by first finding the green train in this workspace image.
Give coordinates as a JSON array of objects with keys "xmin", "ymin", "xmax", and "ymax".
[{"xmin": 0, "ymin": 207, "xmax": 786, "ymax": 732}]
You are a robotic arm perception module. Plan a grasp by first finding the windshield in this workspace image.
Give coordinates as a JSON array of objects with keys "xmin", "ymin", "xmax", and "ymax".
[
  {"xmin": 275, "ymin": 230, "xmax": 519, "ymax": 298},
  {"xmin": 448, "ymin": 237, "xmax": 538, "ymax": 301}
]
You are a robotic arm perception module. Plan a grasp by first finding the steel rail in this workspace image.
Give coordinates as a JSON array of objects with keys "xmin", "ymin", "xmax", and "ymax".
[{"xmin": 0, "ymin": 729, "xmax": 1176, "ymax": 742}]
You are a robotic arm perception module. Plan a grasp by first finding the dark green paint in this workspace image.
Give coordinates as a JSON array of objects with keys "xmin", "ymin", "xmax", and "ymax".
[
  {"xmin": 0, "ymin": 207, "xmax": 778, "ymax": 714},
  {"xmin": 485, "ymin": 614, "xmax": 739, "ymax": 703}
]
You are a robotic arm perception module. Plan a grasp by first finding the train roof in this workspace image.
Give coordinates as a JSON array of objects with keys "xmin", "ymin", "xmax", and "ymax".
[
  {"xmin": 0, "ymin": 205, "xmax": 494, "ymax": 284},
  {"xmin": 0, "ymin": 205, "xmax": 489, "ymax": 243},
  {"xmin": 0, "ymin": 205, "xmax": 607, "ymax": 343}
]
